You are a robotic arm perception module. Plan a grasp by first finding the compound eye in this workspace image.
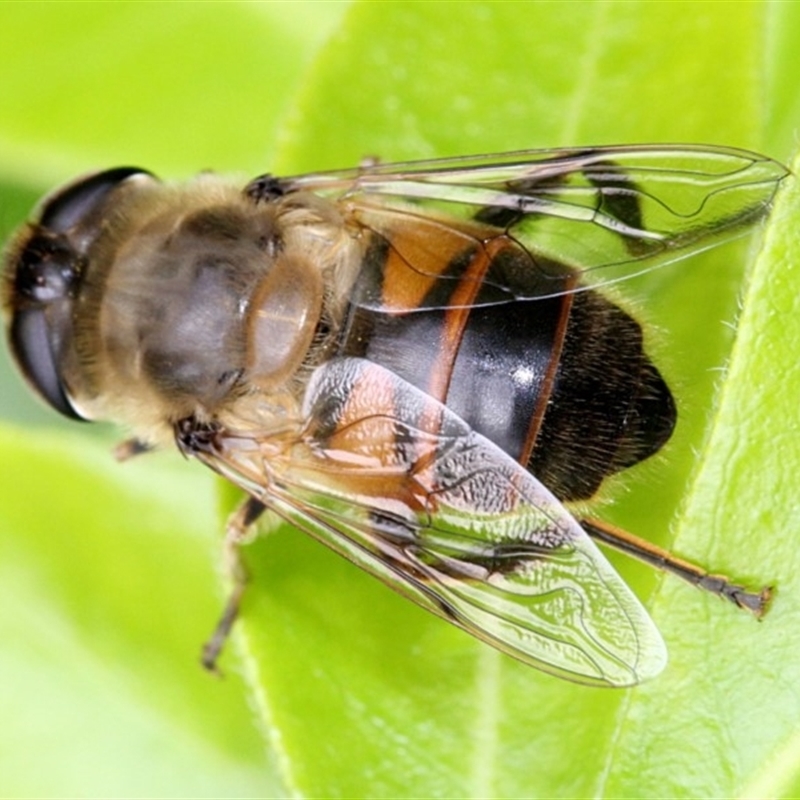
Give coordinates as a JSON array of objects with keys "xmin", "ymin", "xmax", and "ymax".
[
  {"xmin": 5, "ymin": 167, "xmax": 155, "ymax": 421},
  {"xmin": 9, "ymin": 305, "xmax": 83, "ymax": 420},
  {"xmin": 7, "ymin": 230, "xmax": 85, "ymax": 419},
  {"xmin": 39, "ymin": 166, "xmax": 152, "ymax": 233},
  {"xmin": 4, "ymin": 167, "xmax": 158, "ymax": 422},
  {"xmin": 14, "ymin": 234, "xmax": 77, "ymax": 303}
]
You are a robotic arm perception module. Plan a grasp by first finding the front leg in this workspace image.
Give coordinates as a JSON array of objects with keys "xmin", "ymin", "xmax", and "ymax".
[
  {"xmin": 116, "ymin": 425, "xmax": 256, "ymax": 669},
  {"xmin": 173, "ymin": 414, "xmax": 294, "ymax": 672},
  {"xmin": 202, "ymin": 496, "xmax": 266, "ymax": 673},
  {"xmin": 113, "ymin": 437, "xmax": 153, "ymax": 462}
]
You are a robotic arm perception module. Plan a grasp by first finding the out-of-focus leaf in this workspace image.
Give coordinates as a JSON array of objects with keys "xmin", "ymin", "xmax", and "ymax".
[
  {"xmin": 0, "ymin": 2, "xmax": 349, "ymax": 796},
  {"xmin": 0, "ymin": 426, "xmax": 279, "ymax": 798},
  {"xmin": 0, "ymin": 1, "xmax": 347, "ymax": 182}
]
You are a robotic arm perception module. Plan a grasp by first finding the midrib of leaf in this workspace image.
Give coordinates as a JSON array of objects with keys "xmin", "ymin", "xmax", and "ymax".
[{"xmin": 231, "ymin": 616, "xmax": 296, "ymax": 797}]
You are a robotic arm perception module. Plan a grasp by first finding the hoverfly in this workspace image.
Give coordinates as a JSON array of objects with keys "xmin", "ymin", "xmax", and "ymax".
[{"xmin": 2, "ymin": 145, "xmax": 786, "ymax": 687}]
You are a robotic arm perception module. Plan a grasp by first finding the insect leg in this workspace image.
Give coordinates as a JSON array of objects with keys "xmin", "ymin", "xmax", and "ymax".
[
  {"xmin": 113, "ymin": 437, "xmax": 153, "ymax": 461},
  {"xmin": 581, "ymin": 517, "xmax": 772, "ymax": 616},
  {"xmin": 201, "ymin": 496, "xmax": 266, "ymax": 672}
]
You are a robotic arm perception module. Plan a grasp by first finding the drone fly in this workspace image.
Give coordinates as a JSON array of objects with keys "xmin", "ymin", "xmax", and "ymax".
[{"xmin": 2, "ymin": 145, "xmax": 786, "ymax": 686}]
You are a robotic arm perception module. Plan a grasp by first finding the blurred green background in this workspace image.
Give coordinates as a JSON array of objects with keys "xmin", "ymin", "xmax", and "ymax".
[{"xmin": 1, "ymin": 2, "xmax": 800, "ymax": 798}]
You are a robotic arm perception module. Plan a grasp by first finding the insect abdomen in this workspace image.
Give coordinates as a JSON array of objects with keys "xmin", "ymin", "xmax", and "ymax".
[
  {"xmin": 339, "ymin": 243, "xmax": 675, "ymax": 503},
  {"xmin": 527, "ymin": 289, "xmax": 676, "ymax": 501}
]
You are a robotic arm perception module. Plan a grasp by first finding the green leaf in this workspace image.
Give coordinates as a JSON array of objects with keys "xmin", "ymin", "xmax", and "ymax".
[
  {"xmin": 2, "ymin": 1, "xmax": 800, "ymax": 798},
  {"xmin": 235, "ymin": 2, "xmax": 800, "ymax": 798},
  {"xmin": 0, "ymin": 1, "xmax": 348, "ymax": 182}
]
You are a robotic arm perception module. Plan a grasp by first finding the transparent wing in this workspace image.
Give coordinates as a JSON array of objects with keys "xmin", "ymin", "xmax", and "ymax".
[
  {"xmin": 271, "ymin": 145, "xmax": 787, "ymax": 309},
  {"xmin": 200, "ymin": 357, "xmax": 667, "ymax": 686}
]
